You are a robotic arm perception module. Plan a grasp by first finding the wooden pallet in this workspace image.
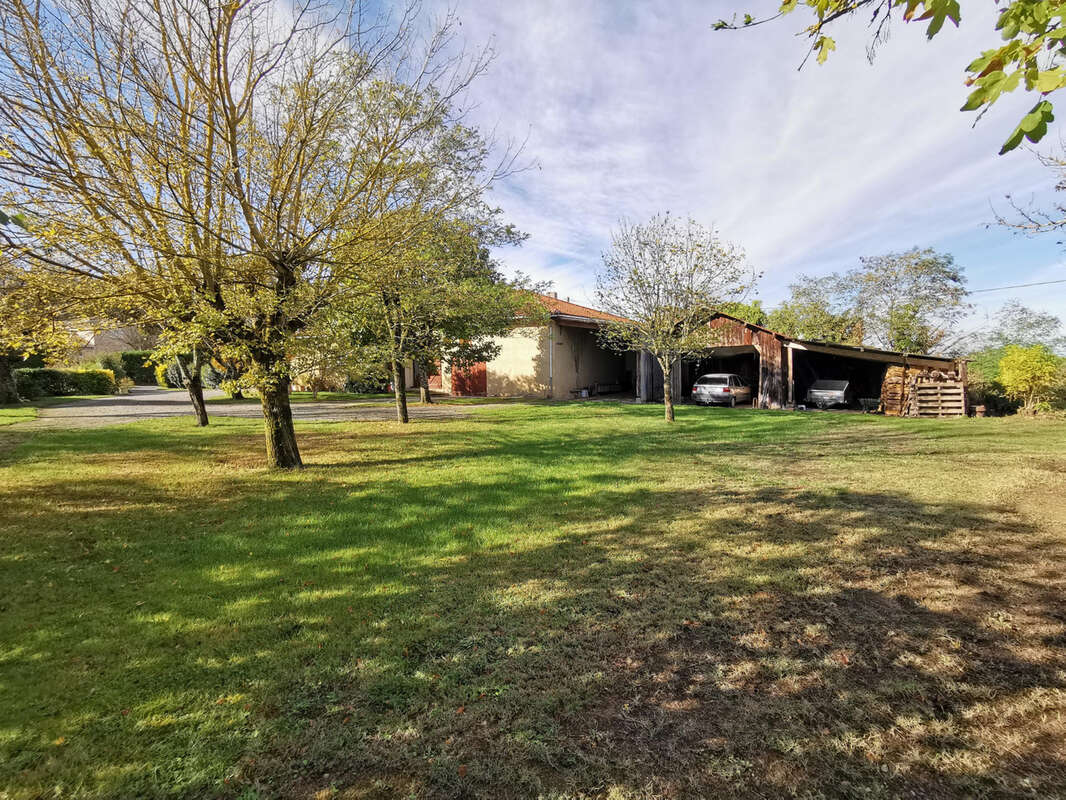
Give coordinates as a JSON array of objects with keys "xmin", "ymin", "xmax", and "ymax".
[{"xmin": 909, "ymin": 381, "xmax": 966, "ymax": 418}]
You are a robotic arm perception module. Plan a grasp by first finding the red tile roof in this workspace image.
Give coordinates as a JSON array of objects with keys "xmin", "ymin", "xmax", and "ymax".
[{"xmin": 535, "ymin": 293, "xmax": 630, "ymax": 323}]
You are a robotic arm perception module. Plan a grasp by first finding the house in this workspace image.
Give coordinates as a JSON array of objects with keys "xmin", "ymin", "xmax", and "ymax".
[
  {"xmin": 74, "ymin": 323, "xmax": 156, "ymax": 359},
  {"xmin": 635, "ymin": 313, "xmax": 968, "ymax": 417},
  {"xmin": 434, "ymin": 302, "xmax": 968, "ymax": 417},
  {"xmin": 434, "ymin": 293, "xmax": 637, "ymax": 399}
]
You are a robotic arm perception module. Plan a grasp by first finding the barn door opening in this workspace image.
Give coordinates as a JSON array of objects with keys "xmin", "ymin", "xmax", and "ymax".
[{"xmin": 452, "ymin": 361, "xmax": 487, "ymax": 396}]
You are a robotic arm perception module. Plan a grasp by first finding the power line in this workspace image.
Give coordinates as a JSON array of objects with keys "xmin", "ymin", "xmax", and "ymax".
[{"xmin": 970, "ymin": 278, "xmax": 1066, "ymax": 293}]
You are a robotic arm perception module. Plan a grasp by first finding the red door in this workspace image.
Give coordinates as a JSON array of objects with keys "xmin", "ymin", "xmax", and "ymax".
[
  {"xmin": 452, "ymin": 361, "xmax": 487, "ymax": 396},
  {"xmin": 427, "ymin": 361, "xmax": 442, "ymax": 390}
]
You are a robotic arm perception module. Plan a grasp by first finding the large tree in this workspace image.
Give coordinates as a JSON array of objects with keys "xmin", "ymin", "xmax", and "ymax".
[
  {"xmin": 0, "ymin": 0, "xmax": 509, "ymax": 467},
  {"xmin": 715, "ymin": 0, "xmax": 1066, "ymax": 154},
  {"xmin": 766, "ymin": 274, "xmax": 864, "ymax": 344},
  {"xmin": 768, "ymin": 248, "xmax": 967, "ymax": 353},
  {"xmin": 848, "ymin": 248, "xmax": 969, "ymax": 351},
  {"xmin": 979, "ymin": 299, "xmax": 1066, "ymax": 352},
  {"xmin": 595, "ymin": 214, "xmax": 755, "ymax": 423},
  {"xmin": 342, "ymin": 218, "xmax": 535, "ymax": 423}
]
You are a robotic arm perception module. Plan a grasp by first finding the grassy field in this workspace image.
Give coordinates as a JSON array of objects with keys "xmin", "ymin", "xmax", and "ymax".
[
  {"xmin": 1, "ymin": 404, "xmax": 1064, "ymax": 799},
  {"xmin": 205, "ymin": 390, "xmax": 528, "ymax": 407},
  {"xmin": 0, "ymin": 396, "xmax": 110, "ymax": 427},
  {"xmin": 0, "ymin": 406, "xmax": 38, "ymax": 426}
]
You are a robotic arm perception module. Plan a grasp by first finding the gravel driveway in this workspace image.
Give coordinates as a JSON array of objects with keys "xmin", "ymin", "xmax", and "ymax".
[{"xmin": 12, "ymin": 386, "xmax": 475, "ymax": 430}]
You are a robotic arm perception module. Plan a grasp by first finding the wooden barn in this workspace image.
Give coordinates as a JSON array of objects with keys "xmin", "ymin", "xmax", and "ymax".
[{"xmin": 635, "ymin": 313, "xmax": 968, "ymax": 417}]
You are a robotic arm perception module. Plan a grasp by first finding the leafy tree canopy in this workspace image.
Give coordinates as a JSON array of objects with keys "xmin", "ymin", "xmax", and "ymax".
[
  {"xmin": 715, "ymin": 0, "xmax": 1066, "ymax": 154},
  {"xmin": 596, "ymin": 214, "xmax": 756, "ymax": 422},
  {"xmin": 717, "ymin": 299, "xmax": 769, "ymax": 326},
  {"xmin": 997, "ymin": 343, "xmax": 1063, "ymax": 410},
  {"xmin": 767, "ymin": 248, "xmax": 967, "ymax": 353},
  {"xmin": 765, "ymin": 275, "xmax": 865, "ymax": 344},
  {"xmin": 982, "ymin": 299, "xmax": 1066, "ymax": 353}
]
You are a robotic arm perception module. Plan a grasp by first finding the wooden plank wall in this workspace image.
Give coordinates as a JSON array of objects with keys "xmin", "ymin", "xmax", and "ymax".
[{"xmin": 709, "ymin": 318, "xmax": 787, "ymax": 408}]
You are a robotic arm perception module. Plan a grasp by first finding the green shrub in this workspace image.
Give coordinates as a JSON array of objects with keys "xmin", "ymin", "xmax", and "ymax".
[
  {"xmin": 14, "ymin": 368, "xmax": 117, "ymax": 398},
  {"xmin": 94, "ymin": 353, "xmax": 127, "ymax": 382},
  {"xmin": 154, "ymin": 359, "xmax": 186, "ymax": 388},
  {"xmin": 155, "ymin": 363, "xmax": 171, "ymax": 388},
  {"xmin": 999, "ymin": 344, "xmax": 1063, "ymax": 413},
  {"xmin": 120, "ymin": 351, "xmax": 156, "ymax": 384},
  {"xmin": 344, "ymin": 375, "xmax": 390, "ymax": 393}
]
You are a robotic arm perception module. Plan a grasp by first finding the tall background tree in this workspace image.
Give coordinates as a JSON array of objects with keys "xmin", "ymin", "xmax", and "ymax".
[
  {"xmin": 766, "ymin": 274, "xmax": 865, "ymax": 343},
  {"xmin": 715, "ymin": 0, "xmax": 1066, "ymax": 154},
  {"xmin": 0, "ymin": 0, "xmax": 515, "ymax": 467},
  {"xmin": 767, "ymin": 248, "xmax": 967, "ymax": 352},
  {"xmin": 848, "ymin": 248, "xmax": 969, "ymax": 351},
  {"xmin": 595, "ymin": 214, "xmax": 756, "ymax": 422}
]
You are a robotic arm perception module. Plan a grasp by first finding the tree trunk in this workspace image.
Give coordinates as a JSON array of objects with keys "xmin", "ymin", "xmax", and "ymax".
[
  {"xmin": 661, "ymin": 360, "xmax": 675, "ymax": 423},
  {"xmin": 260, "ymin": 376, "xmax": 302, "ymax": 469},
  {"xmin": 187, "ymin": 370, "xmax": 209, "ymax": 427},
  {"xmin": 178, "ymin": 350, "xmax": 209, "ymax": 427},
  {"xmin": 392, "ymin": 359, "xmax": 409, "ymax": 423},
  {"xmin": 415, "ymin": 361, "xmax": 432, "ymax": 404},
  {"xmin": 0, "ymin": 356, "xmax": 19, "ymax": 404},
  {"xmin": 228, "ymin": 388, "xmax": 244, "ymax": 400}
]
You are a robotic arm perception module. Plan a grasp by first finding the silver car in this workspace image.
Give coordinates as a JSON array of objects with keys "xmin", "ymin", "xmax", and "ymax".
[{"xmin": 692, "ymin": 373, "xmax": 752, "ymax": 407}]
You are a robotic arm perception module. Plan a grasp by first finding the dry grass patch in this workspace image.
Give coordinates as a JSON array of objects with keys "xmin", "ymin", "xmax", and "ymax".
[{"xmin": 0, "ymin": 405, "xmax": 1063, "ymax": 799}]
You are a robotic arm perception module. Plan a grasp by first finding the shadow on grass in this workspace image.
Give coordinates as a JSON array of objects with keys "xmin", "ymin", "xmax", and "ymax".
[{"xmin": 0, "ymin": 414, "xmax": 1063, "ymax": 799}]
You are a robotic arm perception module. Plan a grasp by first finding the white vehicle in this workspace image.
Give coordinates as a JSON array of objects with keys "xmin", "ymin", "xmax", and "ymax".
[
  {"xmin": 691, "ymin": 373, "xmax": 752, "ymax": 407},
  {"xmin": 806, "ymin": 379, "xmax": 853, "ymax": 409}
]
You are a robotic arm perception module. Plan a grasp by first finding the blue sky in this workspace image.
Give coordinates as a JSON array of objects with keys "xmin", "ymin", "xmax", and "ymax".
[{"xmin": 430, "ymin": 1, "xmax": 1066, "ymax": 332}]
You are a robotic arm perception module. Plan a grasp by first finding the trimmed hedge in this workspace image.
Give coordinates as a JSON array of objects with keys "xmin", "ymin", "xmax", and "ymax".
[
  {"xmin": 120, "ymin": 351, "xmax": 156, "ymax": 385},
  {"xmin": 15, "ymin": 368, "xmax": 117, "ymax": 399},
  {"xmin": 92, "ymin": 353, "xmax": 127, "ymax": 382}
]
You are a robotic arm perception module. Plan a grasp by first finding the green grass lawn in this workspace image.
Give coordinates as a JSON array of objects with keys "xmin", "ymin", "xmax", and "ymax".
[
  {"xmin": 1, "ymin": 405, "xmax": 1064, "ymax": 799},
  {"xmin": 206, "ymin": 390, "xmax": 530, "ymax": 407},
  {"xmin": 0, "ymin": 406, "xmax": 37, "ymax": 426},
  {"xmin": 0, "ymin": 396, "xmax": 110, "ymax": 427}
]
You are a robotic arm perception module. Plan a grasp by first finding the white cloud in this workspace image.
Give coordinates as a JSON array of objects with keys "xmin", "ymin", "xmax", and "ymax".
[{"xmin": 432, "ymin": 1, "xmax": 1066, "ymax": 324}]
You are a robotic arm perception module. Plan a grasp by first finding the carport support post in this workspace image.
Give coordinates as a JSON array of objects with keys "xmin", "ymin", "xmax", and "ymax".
[{"xmin": 787, "ymin": 345, "xmax": 794, "ymax": 407}]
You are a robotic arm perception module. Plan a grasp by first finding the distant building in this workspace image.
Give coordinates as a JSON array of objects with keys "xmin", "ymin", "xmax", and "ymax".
[
  {"xmin": 74, "ymin": 323, "xmax": 156, "ymax": 359},
  {"xmin": 435, "ymin": 293, "xmax": 636, "ymax": 399}
]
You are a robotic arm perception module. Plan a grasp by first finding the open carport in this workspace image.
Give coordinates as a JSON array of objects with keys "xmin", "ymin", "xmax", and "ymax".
[
  {"xmin": 637, "ymin": 313, "xmax": 968, "ymax": 416},
  {"xmin": 680, "ymin": 345, "xmax": 759, "ymax": 406},
  {"xmin": 788, "ymin": 345, "xmax": 888, "ymax": 408}
]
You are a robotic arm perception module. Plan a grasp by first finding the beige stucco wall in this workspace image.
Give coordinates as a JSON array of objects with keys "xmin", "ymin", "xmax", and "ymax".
[
  {"xmin": 440, "ymin": 321, "xmax": 631, "ymax": 398},
  {"xmin": 484, "ymin": 326, "xmax": 550, "ymax": 396}
]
